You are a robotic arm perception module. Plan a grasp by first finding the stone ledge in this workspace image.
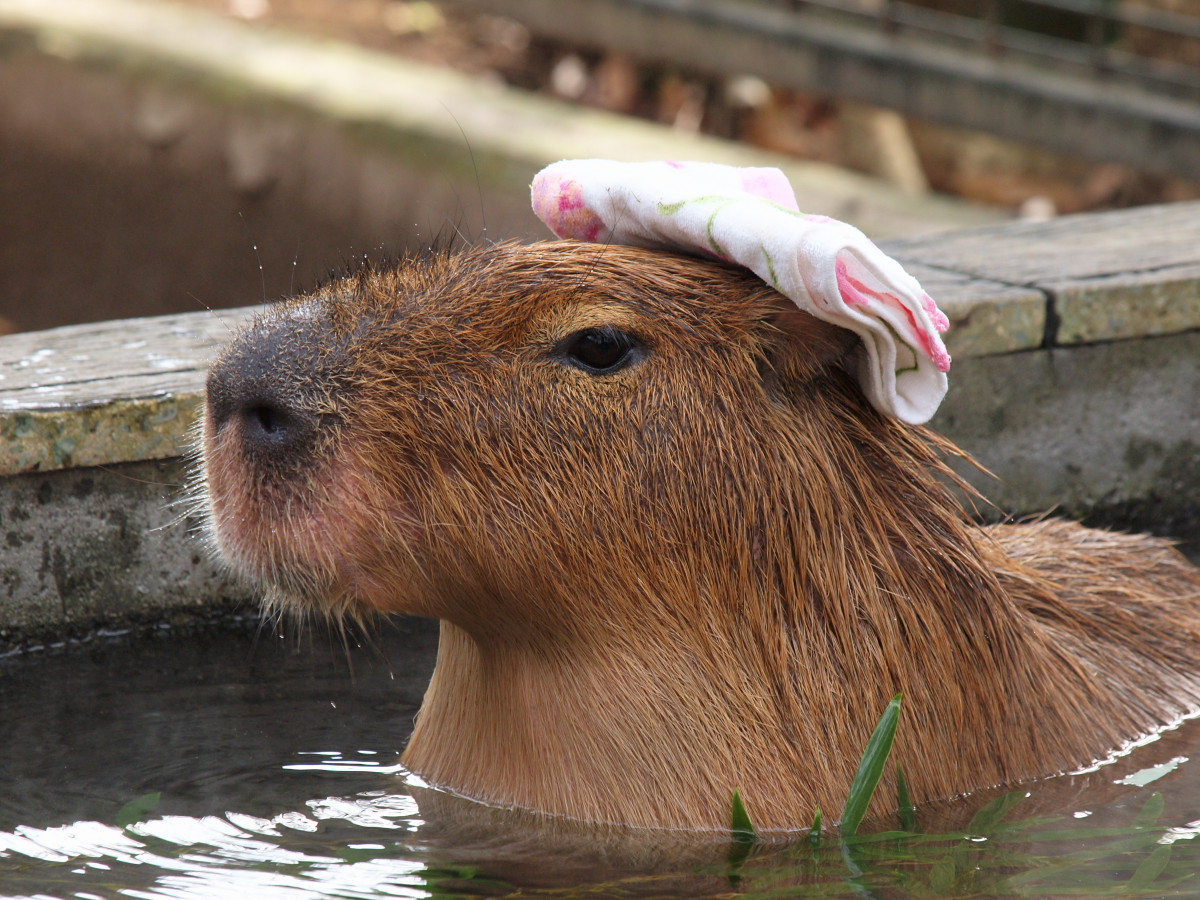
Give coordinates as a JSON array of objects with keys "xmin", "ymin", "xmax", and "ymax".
[
  {"xmin": 884, "ymin": 202, "xmax": 1200, "ymax": 347},
  {"xmin": 895, "ymin": 262, "xmax": 1046, "ymax": 360},
  {"xmin": 0, "ymin": 459, "xmax": 241, "ymax": 635},
  {"xmin": 932, "ymin": 330, "xmax": 1200, "ymax": 522},
  {"xmin": 1054, "ymin": 266, "xmax": 1200, "ymax": 345},
  {"xmin": 0, "ymin": 309, "xmax": 257, "ymax": 476}
]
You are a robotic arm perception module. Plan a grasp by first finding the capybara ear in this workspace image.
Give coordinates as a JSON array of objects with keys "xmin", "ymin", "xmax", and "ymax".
[{"xmin": 759, "ymin": 293, "xmax": 860, "ymax": 387}]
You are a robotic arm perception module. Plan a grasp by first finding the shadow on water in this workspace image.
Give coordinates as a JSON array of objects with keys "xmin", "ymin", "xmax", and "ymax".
[{"xmin": 1, "ymin": 615, "xmax": 1199, "ymax": 899}]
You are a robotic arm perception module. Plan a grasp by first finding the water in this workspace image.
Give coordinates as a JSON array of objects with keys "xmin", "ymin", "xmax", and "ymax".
[{"xmin": 2, "ymin": 616, "xmax": 1199, "ymax": 899}]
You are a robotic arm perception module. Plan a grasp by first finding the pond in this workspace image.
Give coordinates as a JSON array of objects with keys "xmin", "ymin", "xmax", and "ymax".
[{"xmin": 1, "ymin": 614, "xmax": 1199, "ymax": 899}]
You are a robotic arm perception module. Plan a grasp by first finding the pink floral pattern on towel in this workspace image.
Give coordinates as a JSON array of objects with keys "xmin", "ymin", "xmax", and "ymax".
[{"xmin": 531, "ymin": 173, "xmax": 605, "ymax": 243}]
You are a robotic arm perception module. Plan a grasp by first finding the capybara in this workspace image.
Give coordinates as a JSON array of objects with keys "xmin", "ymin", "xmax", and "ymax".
[{"xmin": 199, "ymin": 240, "xmax": 1200, "ymax": 832}]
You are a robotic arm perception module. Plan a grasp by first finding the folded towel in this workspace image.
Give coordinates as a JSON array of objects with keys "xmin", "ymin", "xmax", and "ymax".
[{"xmin": 531, "ymin": 159, "xmax": 950, "ymax": 424}]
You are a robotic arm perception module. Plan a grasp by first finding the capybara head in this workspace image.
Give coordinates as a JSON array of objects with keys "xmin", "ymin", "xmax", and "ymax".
[
  {"xmin": 202, "ymin": 241, "xmax": 864, "ymax": 632},
  {"xmin": 200, "ymin": 240, "xmax": 1200, "ymax": 832}
]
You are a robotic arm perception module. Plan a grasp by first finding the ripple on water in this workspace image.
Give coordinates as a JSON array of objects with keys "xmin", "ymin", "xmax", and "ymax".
[{"xmin": 1, "ymin": 618, "xmax": 1199, "ymax": 899}]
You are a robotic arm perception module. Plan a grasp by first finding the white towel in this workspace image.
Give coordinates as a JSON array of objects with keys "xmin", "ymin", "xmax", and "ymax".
[{"xmin": 531, "ymin": 159, "xmax": 950, "ymax": 424}]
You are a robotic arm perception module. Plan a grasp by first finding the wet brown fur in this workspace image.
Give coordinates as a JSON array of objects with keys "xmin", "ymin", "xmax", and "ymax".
[{"xmin": 200, "ymin": 241, "xmax": 1200, "ymax": 832}]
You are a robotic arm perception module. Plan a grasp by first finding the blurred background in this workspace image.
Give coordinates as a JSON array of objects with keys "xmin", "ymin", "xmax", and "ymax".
[{"xmin": 2, "ymin": 0, "xmax": 1198, "ymax": 334}]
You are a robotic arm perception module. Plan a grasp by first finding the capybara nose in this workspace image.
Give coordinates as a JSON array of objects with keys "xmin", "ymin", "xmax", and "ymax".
[
  {"xmin": 204, "ymin": 307, "xmax": 339, "ymax": 466},
  {"xmin": 205, "ymin": 373, "xmax": 316, "ymax": 459}
]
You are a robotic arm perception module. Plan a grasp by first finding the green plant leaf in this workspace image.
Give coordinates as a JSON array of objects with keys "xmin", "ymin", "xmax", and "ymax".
[
  {"xmin": 839, "ymin": 693, "xmax": 902, "ymax": 836},
  {"xmin": 896, "ymin": 764, "xmax": 918, "ymax": 832},
  {"xmin": 116, "ymin": 791, "xmax": 161, "ymax": 829},
  {"xmin": 1133, "ymin": 792, "xmax": 1165, "ymax": 828},
  {"xmin": 929, "ymin": 853, "xmax": 958, "ymax": 892},
  {"xmin": 420, "ymin": 865, "xmax": 515, "ymax": 896},
  {"xmin": 727, "ymin": 789, "xmax": 756, "ymax": 872},
  {"xmin": 731, "ymin": 789, "xmax": 756, "ymax": 845},
  {"xmin": 967, "ymin": 789, "xmax": 1028, "ymax": 833},
  {"xmin": 1127, "ymin": 843, "xmax": 1172, "ymax": 890},
  {"xmin": 808, "ymin": 807, "xmax": 822, "ymax": 846}
]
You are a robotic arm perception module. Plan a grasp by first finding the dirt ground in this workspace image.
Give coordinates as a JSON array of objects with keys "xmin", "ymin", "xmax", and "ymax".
[{"xmin": 176, "ymin": 0, "xmax": 1200, "ymax": 216}]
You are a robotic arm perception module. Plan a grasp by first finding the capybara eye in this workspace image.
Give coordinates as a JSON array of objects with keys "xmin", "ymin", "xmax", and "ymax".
[{"xmin": 560, "ymin": 326, "xmax": 640, "ymax": 374}]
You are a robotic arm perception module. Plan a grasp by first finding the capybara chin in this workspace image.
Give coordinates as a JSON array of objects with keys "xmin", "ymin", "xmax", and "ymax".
[{"xmin": 199, "ymin": 240, "xmax": 1200, "ymax": 832}]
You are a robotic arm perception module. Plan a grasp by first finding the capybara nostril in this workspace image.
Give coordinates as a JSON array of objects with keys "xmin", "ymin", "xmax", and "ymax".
[
  {"xmin": 244, "ymin": 400, "xmax": 290, "ymax": 440},
  {"xmin": 205, "ymin": 362, "xmax": 317, "ymax": 463},
  {"xmin": 233, "ymin": 394, "xmax": 313, "ymax": 458}
]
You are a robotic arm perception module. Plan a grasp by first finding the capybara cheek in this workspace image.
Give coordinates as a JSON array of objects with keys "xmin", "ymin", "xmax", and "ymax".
[
  {"xmin": 201, "ymin": 413, "xmax": 340, "ymax": 605},
  {"xmin": 204, "ymin": 434, "xmax": 437, "ymax": 619},
  {"xmin": 198, "ymin": 412, "xmax": 260, "ymax": 568}
]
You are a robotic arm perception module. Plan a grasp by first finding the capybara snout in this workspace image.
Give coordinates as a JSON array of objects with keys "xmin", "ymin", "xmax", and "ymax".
[
  {"xmin": 205, "ymin": 303, "xmax": 349, "ymax": 473},
  {"xmin": 200, "ymin": 239, "xmax": 1200, "ymax": 832}
]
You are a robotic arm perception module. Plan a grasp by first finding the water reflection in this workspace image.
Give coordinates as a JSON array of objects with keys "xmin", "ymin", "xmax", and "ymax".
[
  {"xmin": 2, "ymin": 787, "xmax": 432, "ymax": 900},
  {"xmin": 1, "ymin": 618, "xmax": 1199, "ymax": 899},
  {"xmin": 5, "ymin": 766, "xmax": 1200, "ymax": 898}
]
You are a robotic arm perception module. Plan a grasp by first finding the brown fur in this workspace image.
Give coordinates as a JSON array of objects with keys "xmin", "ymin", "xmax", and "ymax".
[{"xmin": 200, "ymin": 241, "xmax": 1200, "ymax": 832}]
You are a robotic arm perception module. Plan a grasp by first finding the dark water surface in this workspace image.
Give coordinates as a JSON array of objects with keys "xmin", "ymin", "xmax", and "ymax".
[{"xmin": 2, "ymin": 615, "xmax": 1199, "ymax": 899}]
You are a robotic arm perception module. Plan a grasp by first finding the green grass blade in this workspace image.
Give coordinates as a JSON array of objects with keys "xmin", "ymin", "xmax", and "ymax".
[
  {"xmin": 116, "ymin": 791, "xmax": 161, "ymax": 829},
  {"xmin": 1127, "ymin": 843, "xmax": 1172, "ymax": 890},
  {"xmin": 808, "ymin": 807, "xmax": 822, "ymax": 846},
  {"xmin": 839, "ymin": 693, "xmax": 902, "ymax": 836},
  {"xmin": 731, "ymin": 789, "xmax": 756, "ymax": 845},
  {"xmin": 1133, "ymin": 792, "xmax": 1164, "ymax": 828},
  {"xmin": 966, "ymin": 789, "xmax": 1028, "ymax": 833},
  {"xmin": 896, "ymin": 764, "xmax": 918, "ymax": 832}
]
